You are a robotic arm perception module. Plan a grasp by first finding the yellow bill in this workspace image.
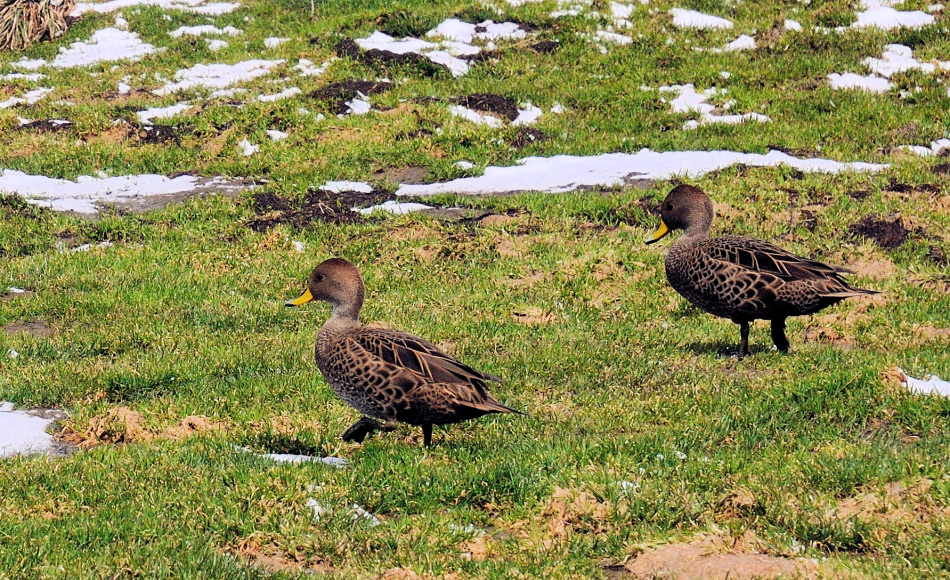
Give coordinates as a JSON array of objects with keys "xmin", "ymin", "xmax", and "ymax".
[
  {"xmin": 645, "ymin": 220, "xmax": 670, "ymax": 245},
  {"xmin": 285, "ymin": 288, "xmax": 314, "ymax": 307}
]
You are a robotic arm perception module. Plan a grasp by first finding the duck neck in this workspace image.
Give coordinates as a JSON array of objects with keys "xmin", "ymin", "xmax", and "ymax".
[{"xmin": 328, "ymin": 297, "xmax": 363, "ymax": 325}]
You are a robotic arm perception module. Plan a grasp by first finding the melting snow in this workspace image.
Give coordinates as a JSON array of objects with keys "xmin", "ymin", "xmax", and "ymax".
[
  {"xmin": 72, "ymin": 0, "xmax": 240, "ymax": 16},
  {"xmin": 0, "ymin": 87, "xmax": 54, "ymax": 109},
  {"xmin": 232, "ymin": 445, "xmax": 348, "ymax": 467},
  {"xmin": 427, "ymin": 19, "xmax": 526, "ymax": 43},
  {"xmin": 852, "ymin": 0, "xmax": 935, "ymax": 29},
  {"xmin": 154, "ymin": 59, "xmax": 284, "ymax": 96},
  {"xmin": 898, "ymin": 138, "xmax": 950, "ymax": 157},
  {"xmin": 0, "ymin": 72, "xmax": 46, "ymax": 82},
  {"xmin": 321, "ymin": 181, "xmax": 373, "ymax": 193},
  {"xmin": 294, "ymin": 59, "xmax": 331, "ymax": 77},
  {"xmin": 206, "ymin": 39, "xmax": 228, "ymax": 51},
  {"xmin": 513, "ymin": 105, "xmax": 543, "ymax": 126},
  {"xmin": 50, "ymin": 28, "xmax": 159, "ymax": 68},
  {"xmin": 862, "ymin": 44, "xmax": 950, "ymax": 78},
  {"xmin": 264, "ymin": 37, "xmax": 289, "ymax": 49},
  {"xmin": 724, "ymin": 34, "xmax": 756, "ymax": 51},
  {"xmin": 258, "ymin": 87, "xmax": 301, "ymax": 102},
  {"xmin": 353, "ymin": 200, "xmax": 434, "ymax": 215},
  {"xmin": 395, "ymin": 149, "xmax": 886, "ymax": 197},
  {"xmin": 654, "ymin": 84, "xmax": 769, "ymax": 129},
  {"xmin": 450, "ymin": 105, "xmax": 504, "ymax": 128},
  {"xmin": 0, "ymin": 403, "xmax": 60, "ymax": 458},
  {"xmin": 265, "ymin": 129, "xmax": 288, "ymax": 141},
  {"xmin": 670, "ymin": 8, "xmax": 733, "ymax": 29},
  {"xmin": 344, "ymin": 98, "xmax": 372, "ymax": 115},
  {"xmin": 237, "ymin": 139, "xmax": 259, "ymax": 156},
  {"xmin": 168, "ymin": 25, "xmax": 241, "ymax": 38},
  {"xmin": 12, "ymin": 58, "xmax": 47, "ymax": 70},
  {"xmin": 785, "ymin": 19, "xmax": 803, "ymax": 31},
  {"xmin": 0, "ymin": 170, "xmax": 237, "ymax": 214},
  {"xmin": 136, "ymin": 102, "xmax": 192, "ymax": 123},
  {"xmin": 828, "ymin": 72, "xmax": 893, "ymax": 93},
  {"xmin": 899, "ymin": 368, "xmax": 950, "ymax": 397}
]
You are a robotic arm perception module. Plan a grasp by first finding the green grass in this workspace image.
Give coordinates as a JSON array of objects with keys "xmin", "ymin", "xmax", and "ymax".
[{"xmin": 2, "ymin": 0, "xmax": 950, "ymax": 577}]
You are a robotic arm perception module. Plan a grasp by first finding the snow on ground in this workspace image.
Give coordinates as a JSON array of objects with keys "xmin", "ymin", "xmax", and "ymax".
[
  {"xmin": 828, "ymin": 72, "xmax": 893, "ymax": 93},
  {"xmin": 258, "ymin": 87, "xmax": 301, "ymax": 102},
  {"xmin": 232, "ymin": 445, "xmax": 348, "ymax": 467},
  {"xmin": 265, "ymin": 129, "xmax": 288, "ymax": 141},
  {"xmin": 344, "ymin": 97, "xmax": 372, "ymax": 115},
  {"xmin": 862, "ymin": 44, "xmax": 950, "ymax": 78},
  {"xmin": 0, "ymin": 403, "xmax": 58, "ymax": 458},
  {"xmin": 0, "ymin": 72, "xmax": 46, "ymax": 82},
  {"xmin": 321, "ymin": 181, "xmax": 373, "ymax": 193},
  {"xmin": 206, "ymin": 39, "xmax": 228, "ymax": 51},
  {"xmin": 899, "ymin": 138, "xmax": 950, "ymax": 157},
  {"xmin": 395, "ymin": 149, "xmax": 886, "ymax": 197},
  {"xmin": 168, "ymin": 25, "xmax": 241, "ymax": 38},
  {"xmin": 0, "ymin": 170, "xmax": 238, "ymax": 214},
  {"xmin": 154, "ymin": 59, "xmax": 285, "ymax": 96},
  {"xmin": 237, "ymin": 139, "xmax": 259, "ymax": 156},
  {"xmin": 785, "ymin": 19, "xmax": 803, "ymax": 32},
  {"xmin": 0, "ymin": 87, "xmax": 54, "ymax": 109},
  {"xmin": 72, "ymin": 0, "xmax": 240, "ymax": 16},
  {"xmin": 651, "ymin": 84, "xmax": 769, "ymax": 129},
  {"xmin": 264, "ymin": 37, "xmax": 290, "ymax": 49},
  {"xmin": 852, "ymin": 0, "xmax": 935, "ymax": 29},
  {"xmin": 353, "ymin": 200, "xmax": 434, "ymax": 215},
  {"xmin": 16, "ymin": 28, "xmax": 160, "ymax": 69},
  {"xmin": 294, "ymin": 59, "xmax": 332, "ymax": 77},
  {"xmin": 449, "ymin": 105, "xmax": 504, "ymax": 128},
  {"xmin": 900, "ymin": 368, "xmax": 950, "ymax": 397},
  {"xmin": 670, "ymin": 8, "xmax": 733, "ymax": 29},
  {"xmin": 354, "ymin": 18, "xmax": 529, "ymax": 78},
  {"xmin": 136, "ymin": 102, "xmax": 192, "ymax": 123}
]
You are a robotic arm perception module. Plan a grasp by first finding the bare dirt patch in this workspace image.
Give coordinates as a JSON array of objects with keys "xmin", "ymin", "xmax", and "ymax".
[
  {"xmin": 17, "ymin": 120, "xmax": 72, "ymax": 133},
  {"xmin": 846, "ymin": 258, "xmax": 897, "ymax": 280},
  {"xmin": 137, "ymin": 124, "xmax": 184, "ymax": 145},
  {"xmin": 373, "ymin": 165, "xmax": 430, "ymax": 184},
  {"xmin": 309, "ymin": 78, "xmax": 394, "ymax": 114},
  {"xmin": 544, "ymin": 486, "xmax": 611, "ymax": 546},
  {"xmin": 1, "ymin": 289, "xmax": 35, "ymax": 302},
  {"xmin": 828, "ymin": 479, "xmax": 943, "ymax": 524},
  {"xmin": 512, "ymin": 127, "xmax": 545, "ymax": 148},
  {"xmin": 511, "ymin": 307, "xmax": 557, "ymax": 326},
  {"xmin": 2, "ymin": 319, "xmax": 53, "ymax": 338},
  {"xmin": 60, "ymin": 406, "xmax": 225, "ymax": 448},
  {"xmin": 335, "ymin": 39, "xmax": 446, "ymax": 78},
  {"xmin": 453, "ymin": 93, "xmax": 519, "ymax": 121},
  {"xmin": 246, "ymin": 186, "xmax": 396, "ymax": 230},
  {"xmin": 933, "ymin": 163, "xmax": 950, "ymax": 175},
  {"xmin": 224, "ymin": 535, "xmax": 332, "ymax": 575},
  {"xmin": 848, "ymin": 215, "xmax": 914, "ymax": 250}
]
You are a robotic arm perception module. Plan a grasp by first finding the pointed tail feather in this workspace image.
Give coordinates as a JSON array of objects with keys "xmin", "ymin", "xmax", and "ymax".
[{"xmin": 822, "ymin": 288, "xmax": 881, "ymax": 298}]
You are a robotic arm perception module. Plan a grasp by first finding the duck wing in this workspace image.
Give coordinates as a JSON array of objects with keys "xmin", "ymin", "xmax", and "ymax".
[
  {"xmin": 352, "ymin": 326, "xmax": 503, "ymax": 385},
  {"xmin": 700, "ymin": 235, "xmax": 848, "ymax": 283}
]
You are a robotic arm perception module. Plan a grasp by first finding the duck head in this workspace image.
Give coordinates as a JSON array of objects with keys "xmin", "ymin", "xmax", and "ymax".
[
  {"xmin": 645, "ymin": 184, "xmax": 715, "ymax": 244},
  {"xmin": 286, "ymin": 258, "xmax": 365, "ymax": 320}
]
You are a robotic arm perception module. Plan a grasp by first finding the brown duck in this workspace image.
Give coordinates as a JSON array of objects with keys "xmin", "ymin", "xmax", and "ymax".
[
  {"xmin": 645, "ymin": 185, "xmax": 879, "ymax": 357},
  {"xmin": 286, "ymin": 258, "xmax": 521, "ymax": 446}
]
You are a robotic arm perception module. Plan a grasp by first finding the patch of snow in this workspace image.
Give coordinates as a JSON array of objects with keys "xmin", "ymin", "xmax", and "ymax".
[
  {"xmin": 785, "ymin": 19, "xmax": 803, "ymax": 31},
  {"xmin": 6, "ymin": 287, "xmax": 27, "ymax": 294},
  {"xmin": 291, "ymin": 240, "xmax": 305, "ymax": 252},
  {"xmin": 0, "ymin": 170, "xmax": 236, "ymax": 214},
  {"xmin": 136, "ymin": 102, "xmax": 192, "ymax": 124},
  {"xmin": 12, "ymin": 58, "xmax": 47, "ymax": 70},
  {"xmin": 828, "ymin": 72, "xmax": 893, "ymax": 93},
  {"xmin": 206, "ymin": 39, "xmax": 228, "ymax": 51},
  {"xmin": 585, "ymin": 29, "xmax": 633, "ymax": 52},
  {"xmin": 395, "ymin": 149, "xmax": 886, "ymax": 197},
  {"xmin": 427, "ymin": 19, "xmax": 526, "ymax": 44},
  {"xmin": 345, "ymin": 98, "xmax": 372, "ymax": 115},
  {"xmin": 927, "ymin": 4, "xmax": 944, "ymax": 11},
  {"xmin": 655, "ymin": 84, "xmax": 769, "ymax": 129},
  {"xmin": 0, "ymin": 72, "xmax": 46, "ymax": 82},
  {"xmin": 852, "ymin": 0, "xmax": 935, "ymax": 29},
  {"xmin": 168, "ymin": 24, "xmax": 242, "ymax": 38},
  {"xmin": 862, "ymin": 44, "xmax": 950, "ymax": 78},
  {"xmin": 266, "ymin": 129, "xmax": 288, "ymax": 141},
  {"xmin": 353, "ymin": 200, "xmax": 433, "ymax": 215},
  {"xmin": 7, "ymin": 350, "xmax": 18, "ymax": 359},
  {"xmin": 72, "ymin": 0, "xmax": 240, "ymax": 16},
  {"xmin": 449, "ymin": 105, "xmax": 504, "ymax": 128},
  {"xmin": 0, "ymin": 87, "xmax": 54, "ymax": 109},
  {"xmin": 117, "ymin": 81, "xmax": 131, "ymax": 94},
  {"xmin": 351, "ymin": 504, "xmax": 381, "ymax": 527},
  {"xmin": 232, "ymin": 445, "xmax": 348, "ymax": 467},
  {"xmin": 610, "ymin": 1, "xmax": 634, "ymax": 18},
  {"xmin": 513, "ymin": 105, "xmax": 543, "ymax": 126},
  {"xmin": 355, "ymin": 31, "xmax": 470, "ymax": 78},
  {"xmin": 670, "ymin": 8, "xmax": 733, "ymax": 29},
  {"xmin": 306, "ymin": 497, "xmax": 325, "ymax": 519},
  {"xmin": 71, "ymin": 241, "xmax": 113, "ymax": 252},
  {"xmin": 724, "ymin": 34, "xmax": 756, "ymax": 51},
  {"xmin": 899, "ymin": 368, "xmax": 950, "ymax": 397},
  {"xmin": 898, "ymin": 138, "xmax": 950, "ymax": 157},
  {"xmin": 551, "ymin": 102, "xmax": 566, "ymax": 114},
  {"xmin": 50, "ymin": 28, "xmax": 158, "ymax": 69},
  {"xmin": 154, "ymin": 59, "xmax": 285, "ymax": 96},
  {"xmin": 455, "ymin": 160, "xmax": 475, "ymax": 169},
  {"xmin": 258, "ymin": 87, "xmax": 301, "ymax": 102},
  {"xmin": 264, "ymin": 37, "xmax": 290, "ymax": 49},
  {"xmin": 321, "ymin": 181, "xmax": 373, "ymax": 193},
  {"xmin": 294, "ymin": 59, "xmax": 331, "ymax": 77},
  {"xmin": 0, "ymin": 404, "xmax": 57, "ymax": 458},
  {"xmin": 237, "ymin": 139, "xmax": 259, "ymax": 156}
]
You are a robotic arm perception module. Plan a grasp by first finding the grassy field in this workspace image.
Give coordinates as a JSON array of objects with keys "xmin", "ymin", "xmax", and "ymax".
[{"xmin": 2, "ymin": 0, "xmax": 950, "ymax": 577}]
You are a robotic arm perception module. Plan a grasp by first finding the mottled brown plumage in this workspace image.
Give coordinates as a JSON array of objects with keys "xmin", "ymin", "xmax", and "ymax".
[
  {"xmin": 646, "ymin": 185, "xmax": 879, "ymax": 357},
  {"xmin": 286, "ymin": 258, "xmax": 520, "ymax": 446}
]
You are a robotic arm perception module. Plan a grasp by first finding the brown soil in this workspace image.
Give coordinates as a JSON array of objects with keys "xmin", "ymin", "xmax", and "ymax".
[
  {"xmin": 2, "ymin": 319, "xmax": 53, "ymax": 338},
  {"xmin": 530, "ymin": 40, "xmax": 559, "ymax": 53},
  {"xmin": 309, "ymin": 77, "xmax": 394, "ymax": 114},
  {"xmin": 335, "ymin": 39, "xmax": 446, "ymax": 77},
  {"xmin": 453, "ymin": 93, "xmax": 519, "ymax": 121},
  {"xmin": 512, "ymin": 127, "xmax": 545, "ymax": 148},
  {"xmin": 372, "ymin": 165, "xmax": 430, "ymax": 184},
  {"xmin": 246, "ymin": 186, "xmax": 396, "ymax": 230},
  {"xmin": 848, "ymin": 215, "xmax": 912, "ymax": 250},
  {"xmin": 137, "ymin": 124, "xmax": 183, "ymax": 145},
  {"xmin": 0, "ymin": 289, "xmax": 35, "ymax": 302},
  {"xmin": 933, "ymin": 163, "xmax": 950, "ymax": 175},
  {"xmin": 17, "ymin": 119, "xmax": 72, "ymax": 133},
  {"xmin": 59, "ymin": 406, "xmax": 225, "ymax": 448},
  {"xmin": 224, "ymin": 535, "xmax": 333, "ymax": 575}
]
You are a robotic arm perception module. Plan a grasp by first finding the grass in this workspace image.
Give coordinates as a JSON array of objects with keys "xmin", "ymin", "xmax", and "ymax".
[{"xmin": 1, "ymin": 0, "xmax": 950, "ymax": 577}]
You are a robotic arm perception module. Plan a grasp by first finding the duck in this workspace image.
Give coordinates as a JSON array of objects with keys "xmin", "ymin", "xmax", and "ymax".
[
  {"xmin": 645, "ymin": 184, "xmax": 879, "ymax": 358},
  {"xmin": 286, "ymin": 258, "xmax": 521, "ymax": 446}
]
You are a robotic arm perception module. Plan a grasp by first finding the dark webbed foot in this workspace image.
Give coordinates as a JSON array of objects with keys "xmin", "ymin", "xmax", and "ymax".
[
  {"xmin": 422, "ymin": 423, "xmax": 433, "ymax": 447},
  {"xmin": 771, "ymin": 318, "xmax": 790, "ymax": 353},
  {"xmin": 341, "ymin": 417, "xmax": 384, "ymax": 443}
]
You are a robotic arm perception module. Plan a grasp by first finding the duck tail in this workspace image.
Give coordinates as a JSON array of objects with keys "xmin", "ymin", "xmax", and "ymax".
[
  {"xmin": 479, "ymin": 396, "xmax": 526, "ymax": 416},
  {"xmin": 822, "ymin": 287, "xmax": 881, "ymax": 299}
]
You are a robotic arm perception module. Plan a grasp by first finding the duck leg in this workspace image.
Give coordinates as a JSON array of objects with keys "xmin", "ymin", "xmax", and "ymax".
[
  {"xmin": 771, "ymin": 318, "xmax": 790, "ymax": 353},
  {"xmin": 422, "ymin": 423, "xmax": 433, "ymax": 447},
  {"xmin": 342, "ymin": 417, "xmax": 383, "ymax": 443},
  {"xmin": 738, "ymin": 321, "xmax": 750, "ymax": 359}
]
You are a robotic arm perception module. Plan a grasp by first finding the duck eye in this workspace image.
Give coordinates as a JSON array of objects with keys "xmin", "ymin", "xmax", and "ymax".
[
  {"xmin": 666, "ymin": 203, "xmax": 673, "ymax": 211},
  {"xmin": 314, "ymin": 274, "xmax": 325, "ymax": 282}
]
